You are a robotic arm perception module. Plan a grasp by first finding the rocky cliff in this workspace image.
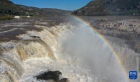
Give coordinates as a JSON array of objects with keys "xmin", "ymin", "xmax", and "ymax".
[{"xmin": 72, "ymin": 0, "xmax": 140, "ymax": 16}]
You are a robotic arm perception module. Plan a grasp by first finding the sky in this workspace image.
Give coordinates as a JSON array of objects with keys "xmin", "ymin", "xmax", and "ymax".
[{"xmin": 9, "ymin": 0, "xmax": 92, "ymax": 11}]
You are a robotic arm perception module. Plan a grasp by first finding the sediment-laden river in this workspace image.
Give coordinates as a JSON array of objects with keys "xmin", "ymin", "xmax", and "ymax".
[{"xmin": 0, "ymin": 17, "xmax": 140, "ymax": 82}]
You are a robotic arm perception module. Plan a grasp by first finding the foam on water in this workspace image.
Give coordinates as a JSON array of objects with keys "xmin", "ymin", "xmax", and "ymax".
[
  {"xmin": 0, "ymin": 22, "xmax": 140, "ymax": 82},
  {"xmin": 1, "ymin": 22, "xmax": 30, "ymax": 27},
  {"xmin": 0, "ymin": 28, "xmax": 19, "ymax": 34}
]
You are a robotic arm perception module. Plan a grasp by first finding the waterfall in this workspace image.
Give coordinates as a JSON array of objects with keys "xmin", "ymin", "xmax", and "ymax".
[
  {"xmin": 0, "ymin": 22, "xmax": 140, "ymax": 82},
  {"xmin": 16, "ymin": 40, "xmax": 55, "ymax": 61}
]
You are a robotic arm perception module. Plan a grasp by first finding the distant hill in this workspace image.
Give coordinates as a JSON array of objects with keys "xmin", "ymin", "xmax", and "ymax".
[
  {"xmin": 72, "ymin": 0, "xmax": 140, "ymax": 16},
  {"xmin": 0, "ymin": 0, "xmax": 71, "ymax": 17},
  {"xmin": 17, "ymin": 5, "xmax": 71, "ymax": 16}
]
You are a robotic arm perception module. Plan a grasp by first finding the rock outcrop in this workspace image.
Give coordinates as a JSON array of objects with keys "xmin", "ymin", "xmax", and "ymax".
[{"xmin": 35, "ymin": 71, "xmax": 69, "ymax": 82}]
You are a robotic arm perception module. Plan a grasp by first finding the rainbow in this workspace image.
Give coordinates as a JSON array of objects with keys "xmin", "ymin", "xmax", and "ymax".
[{"xmin": 71, "ymin": 15, "xmax": 129, "ymax": 82}]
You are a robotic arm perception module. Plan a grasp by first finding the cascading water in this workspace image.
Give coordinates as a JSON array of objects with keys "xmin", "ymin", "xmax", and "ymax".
[{"xmin": 0, "ymin": 21, "xmax": 140, "ymax": 82}]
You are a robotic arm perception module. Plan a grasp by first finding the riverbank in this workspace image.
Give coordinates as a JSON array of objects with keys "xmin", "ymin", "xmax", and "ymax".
[{"xmin": 0, "ymin": 15, "xmax": 14, "ymax": 20}]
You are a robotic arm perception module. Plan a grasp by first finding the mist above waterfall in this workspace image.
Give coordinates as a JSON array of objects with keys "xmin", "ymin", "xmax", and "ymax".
[{"xmin": 57, "ymin": 24, "xmax": 126, "ymax": 82}]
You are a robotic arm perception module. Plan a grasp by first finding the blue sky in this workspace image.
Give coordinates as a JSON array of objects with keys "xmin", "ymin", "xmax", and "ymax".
[{"xmin": 9, "ymin": 0, "xmax": 92, "ymax": 11}]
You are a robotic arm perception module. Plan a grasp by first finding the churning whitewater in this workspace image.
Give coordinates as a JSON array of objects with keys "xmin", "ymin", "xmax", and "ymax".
[{"xmin": 0, "ymin": 21, "xmax": 140, "ymax": 82}]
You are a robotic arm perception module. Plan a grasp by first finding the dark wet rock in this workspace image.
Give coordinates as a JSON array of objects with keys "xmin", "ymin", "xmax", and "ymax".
[
  {"xmin": 58, "ymin": 78, "xmax": 69, "ymax": 82},
  {"xmin": 35, "ymin": 71, "xmax": 62, "ymax": 81},
  {"xmin": 30, "ymin": 36, "xmax": 40, "ymax": 39}
]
